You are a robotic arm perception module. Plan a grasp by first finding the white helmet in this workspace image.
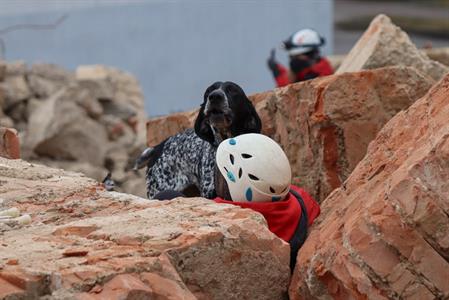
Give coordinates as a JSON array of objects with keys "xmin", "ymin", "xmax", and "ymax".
[
  {"xmin": 283, "ymin": 29, "xmax": 325, "ymax": 56},
  {"xmin": 216, "ymin": 134, "xmax": 291, "ymax": 203}
]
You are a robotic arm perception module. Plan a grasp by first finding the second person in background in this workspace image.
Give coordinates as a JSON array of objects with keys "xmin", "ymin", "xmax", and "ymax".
[{"xmin": 267, "ymin": 29, "xmax": 333, "ymax": 87}]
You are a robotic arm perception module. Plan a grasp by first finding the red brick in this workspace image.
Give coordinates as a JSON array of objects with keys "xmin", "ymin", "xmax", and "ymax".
[
  {"xmin": 62, "ymin": 248, "xmax": 89, "ymax": 257},
  {"xmin": 0, "ymin": 267, "xmax": 43, "ymax": 292},
  {"xmin": 53, "ymin": 225, "xmax": 99, "ymax": 237},
  {"xmin": 0, "ymin": 127, "xmax": 20, "ymax": 159},
  {"xmin": 0, "ymin": 277, "xmax": 24, "ymax": 299},
  {"xmin": 76, "ymin": 274, "xmax": 152, "ymax": 300},
  {"xmin": 6, "ymin": 259, "xmax": 19, "ymax": 265},
  {"xmin": 140, "ymin": 272, "xmax": 196, "ymax": 300}
]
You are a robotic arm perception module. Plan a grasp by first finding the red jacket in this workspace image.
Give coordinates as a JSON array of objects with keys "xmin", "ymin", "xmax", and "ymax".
[
  {"xmin": 275, "ymin": 57, "xmax": 333, "ymax": 87},
  {"xmin": 214, "ymin": 185, "xmax": 320, "ymax": 242}
]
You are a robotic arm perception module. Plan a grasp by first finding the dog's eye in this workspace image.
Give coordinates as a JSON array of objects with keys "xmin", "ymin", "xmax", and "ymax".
[
  {"xmin": 238, "ymin": 168, "xmax": 242, "ymax": 178},
  {"xmin": 248, "ymin": 174, "xmax": 259, "ymax": 181},
  {"xmin": 270, "ymin": 187, "xmax": 275, "ymax": 193},
  {"xmin": 229, "ymin": 154, "xmax": 234, "ymax": 165},
  {"xmin": 241, "ymin": 153, "xmax": 252, "ymax": 159}
]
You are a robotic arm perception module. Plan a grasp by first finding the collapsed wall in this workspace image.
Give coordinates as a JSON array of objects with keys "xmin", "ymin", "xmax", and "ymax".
[
  {"xmin": 290, "ymin": 72, "xmax": 449, "ymax": 300},
  {"xmin": 0, "ymin": 62, "xmax": 147, "ymax": 197},
  {"xmin": 1, "ymin": 70, "xmax": 449, "ymax": 298},
  {"xmin": 0, "ymin": 157, "xmax": 290, "ymax": 299},
  {"xmin": 1, "ymin": 12, "xmax": 449, "ymax": 300}
]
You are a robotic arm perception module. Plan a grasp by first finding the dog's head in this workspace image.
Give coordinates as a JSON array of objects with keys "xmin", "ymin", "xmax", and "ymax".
[{"xmin": 194, "ymin": 81, "xmax": 262, "ymax": 145}]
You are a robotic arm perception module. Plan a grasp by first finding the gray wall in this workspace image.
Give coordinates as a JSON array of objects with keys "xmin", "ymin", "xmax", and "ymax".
[{"xmin": 0, "ymin": 0, "xmax": 333, "ymax": 116}]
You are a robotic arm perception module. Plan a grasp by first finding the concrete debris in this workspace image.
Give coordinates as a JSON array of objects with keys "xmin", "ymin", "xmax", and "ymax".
[
  {"xmin": 0, "ymin": 63, "xmax": 148, "ymax": 197},
  {"xmin": 337, "ymin": 14, "xmax": 449, "ymax": 81},
  {"xmin": 0, "ymin": 157, "xmax": 289, "ymax": 299},
  {"xmin": 290, "ymin": 72, "xmax": 449, "ymax": 300}
]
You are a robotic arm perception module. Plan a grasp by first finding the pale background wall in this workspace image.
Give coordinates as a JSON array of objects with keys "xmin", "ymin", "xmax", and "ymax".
[{"xmin": 0, "ymin": 0, "xmax": 333, "ymax": 116}]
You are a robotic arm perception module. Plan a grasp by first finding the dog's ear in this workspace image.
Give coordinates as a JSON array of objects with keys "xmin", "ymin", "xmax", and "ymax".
[
  {"xmin": 214, "ymin": 163, "xmax": 230, "ymax": 199},
  {"xmin": 242, "ymin": 99, "xmax": 262, "ymax": 133},
  {"xmin": 224, "ymin": 81, "xmax": 262, "ymax": 135},
  {"xmin": 194, "ymin": 81, "xmax": 223, "ymax": 144},
  {"xmin": 194, "ymin": 104, "xmax": 215, "ymax": 144},
  {"xmin": 232, "ymin": 94, "xmax": 262, "ymax": 136}
]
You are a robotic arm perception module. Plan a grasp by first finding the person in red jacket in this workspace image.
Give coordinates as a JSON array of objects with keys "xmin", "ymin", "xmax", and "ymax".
[
  {"xmin": 214, "ymin": 133, "xmax": 320, "ymax": 270},
  {"xmin": 267, "ymin": 28, "xmax": 333, "ymax": 87}
]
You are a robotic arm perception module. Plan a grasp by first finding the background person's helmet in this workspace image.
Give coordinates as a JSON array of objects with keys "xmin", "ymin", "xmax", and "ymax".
[
  {"xmin": 216, "ymin": 133, "xmax": 292, "ymax": 203},
  {"xmin": 282, "ymin": 29, "xmax": 325, "ymax": 56}
]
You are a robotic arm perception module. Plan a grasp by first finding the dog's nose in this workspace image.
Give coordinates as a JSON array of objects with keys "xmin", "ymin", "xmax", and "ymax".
[{"xmin": 208, "ymin": 90, "xmax": 225, "ymax": 103}]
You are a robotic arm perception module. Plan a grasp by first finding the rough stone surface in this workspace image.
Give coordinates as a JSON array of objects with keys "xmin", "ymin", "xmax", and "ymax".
[
  {"xmin": 146, "ymin": 66, "xmax": 434, "ymax": 202},
  {"xmin": 337, "ymin": 14, "xmax": 449, "ymax": 81},
  {"xmin": 75, "ymin": 65, "xmax": 146, "ymax": 125},
  {"xmin": 426, "ymin": 47, "xmax": 449, "ymax": 67},
  {"xmin": 4, "ymin": 61, "xmax": 27, "ymax": 76},
  {"xmin": 27, "ymin": 63, "xmax": 74, "ymax": 98},
  {"xmin": 0, "ymin": 127, "xmax": 20, "ymax": 159},
  {"xmin": 147, "ymin": 110, "xmax": 197, "ymax": 146},
  {"xmin": 290, "ymin": 73, "xmax": 449, "ymax": 299},
  {"xmin": 0, "ymin": 75, "xmax": 32, "ymax": 110},
  {"xmin": 329, "ymin": 47, "xmax": 449, "ymax": 71},
  {"xmin": 0, "ymin": 62, "xmax": 148, "ymax": 198},
  {"xmin": 25, "ymin": 87, "xmax": 109, "ymax": 165},
  {"xmin": 0, "ymin": 157, "xmax": 290, "ymax": 300}
]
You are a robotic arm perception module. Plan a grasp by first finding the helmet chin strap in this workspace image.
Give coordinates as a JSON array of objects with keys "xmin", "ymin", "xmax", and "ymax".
[{"xmin": 214, "ymin": 167, "xmax": 233, "ymax": 200}]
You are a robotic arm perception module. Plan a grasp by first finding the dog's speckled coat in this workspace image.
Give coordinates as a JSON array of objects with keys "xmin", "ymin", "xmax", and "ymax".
[{"xmin": 145, "ymin": 129, "xmax": 216, "ymax": 198}]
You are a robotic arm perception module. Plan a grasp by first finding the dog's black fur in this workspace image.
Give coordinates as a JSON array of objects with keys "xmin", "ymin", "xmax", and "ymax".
[{"xmin": 135, "ymin": 81, "xmax": 261, "ymax": 199}]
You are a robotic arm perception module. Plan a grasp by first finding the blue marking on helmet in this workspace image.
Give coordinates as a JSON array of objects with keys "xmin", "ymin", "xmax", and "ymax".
[
  {"xmin": 229, "ymin": 138, "xmax": 236, "ymax": 145},
  {"xmin": 245, "ymin": 187, "xmax": 253, "ymax": 201},
  {"xmin": 272, "ymin": 196, "xmax": 281, "ymax": 202},
  {"xmin": 227, "ymin": 171, "xmax": 236, "ymax": 182}
]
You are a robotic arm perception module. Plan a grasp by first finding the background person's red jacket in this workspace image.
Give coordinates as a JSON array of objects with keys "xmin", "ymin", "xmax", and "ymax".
[{"xmin": 275, "ymin": 57, "xmax": 333, "ymax": 87}]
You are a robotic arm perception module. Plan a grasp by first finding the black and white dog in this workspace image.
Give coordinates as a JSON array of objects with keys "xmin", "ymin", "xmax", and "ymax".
[{"xmin": 134, "ymin": 81, "xmax": 261, "ymax": 199}]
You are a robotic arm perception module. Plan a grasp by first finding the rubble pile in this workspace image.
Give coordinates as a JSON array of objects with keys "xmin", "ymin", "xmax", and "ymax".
[
  {"xmin": 0, "ymin": 13, "xmax": 449, "ymax": 300},
  {"xmin": 147, "ymin": 66, "xmax": 434, "ymax": 202},
  {"xmin": 290, "ymin": 72, "xmax": 449, "ymax": 300},
  {"xmin": 0, "ymin": 158, "xmax": 290, "ymax": 299},
  {"xmin": 0, "ymin": 63, "xmax": 147, "ymax": 197}
]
